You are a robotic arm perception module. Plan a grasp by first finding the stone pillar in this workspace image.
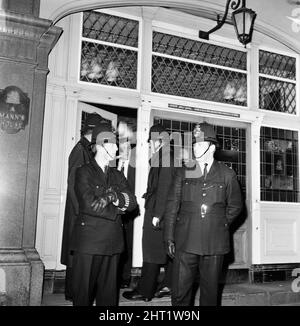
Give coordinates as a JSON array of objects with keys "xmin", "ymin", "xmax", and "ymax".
[{"xmin": 0, "ymin": 1, "xmax": 62, "ymax": 305}]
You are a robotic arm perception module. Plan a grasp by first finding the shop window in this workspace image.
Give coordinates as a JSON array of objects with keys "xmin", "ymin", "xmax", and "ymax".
[
  {"xmin": 80, "ymin": 11, "xmax": 139, "ymax": 89},
  {"xmin": 260, "ymin": 126, "xmax": 299, "ymax": 202},
  {"xmin": 259, "ymin": 50, "xmax": 296, "ymax": 114},
  {"xmin": 152, "ymin": 32, "xmax": 248, "ymax": 106},
  {"xmin": 154, "ymin": 117, "xmax": 247, "ymax": 195}
]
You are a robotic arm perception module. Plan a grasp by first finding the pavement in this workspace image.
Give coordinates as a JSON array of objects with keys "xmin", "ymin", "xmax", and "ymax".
[{"xmin": 41, "ymin": 281, "xmax": 300, "ymax": 306}]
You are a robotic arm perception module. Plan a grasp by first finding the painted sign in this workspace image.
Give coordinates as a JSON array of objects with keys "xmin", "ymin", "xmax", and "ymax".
[
  {"xmin": 168, "ymin": 103, "xmax": 240, "ymax": 118},
  {"xmin": 0, "ymin": 86, "xmax": 30, "ymax": 134}
]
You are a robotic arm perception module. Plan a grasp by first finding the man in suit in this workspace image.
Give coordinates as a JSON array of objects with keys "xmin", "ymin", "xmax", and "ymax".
[
  {"xmin": 164, "ymin": 122, "xmax": 243, "ymax": 306},
  {"xmin": 60, "ymin": 113, "xmax": 104, "ymax": 301},
  {"xmin": 70, "ymin": 122, "xmax": 137, "ymax": 306},
  {"xmin": 123, "ymin": 123, "xmax": 175, "ymax": 302},
  {"xmin": 117, "ymin": 121, "xmax": 139, "ymax": 288}
]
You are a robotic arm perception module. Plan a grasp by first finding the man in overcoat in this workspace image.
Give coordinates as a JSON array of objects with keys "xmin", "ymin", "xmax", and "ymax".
[
  {"xmin": 123, "ymin": 123, "xmax": 175, "ymax": 301},
  {"xmin": 70, "ymin": 122, "xmax": 137, "ymax": 306},
  {"xmin": 164, "ymin": 122, "xmax": 243, "ymax": 306},
  {"xmin": 117, "ymin": 121, "xmax": 139, "ymax": 288},
  {"xmin": 60, "ymin": 113, "xmax": 104, "ymax": 300}
]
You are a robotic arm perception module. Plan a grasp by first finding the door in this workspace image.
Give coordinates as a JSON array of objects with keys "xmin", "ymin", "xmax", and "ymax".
[
  {"xmin": 77, "ymin": 102, "xmax": 118, "ymax": 141},
  {"xmin": 153, "ymin": 113, "xmax": 250, "ymax": 269}
]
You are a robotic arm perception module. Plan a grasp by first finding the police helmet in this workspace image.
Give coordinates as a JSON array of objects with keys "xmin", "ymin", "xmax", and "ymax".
[
  {"xmin": 82, "ymin": 113, "xmax": 105, "ymax": 135},
  {"xmin": 147, "ymin": 123, "xmax": 169, "ymax": 142},
  {"xmin": 91, "ymin": 121, "xmax": 116, "ymax": 145},
  {"xmin": 192, "ymin": 122, "xmax": 218, "ymax": 144}
]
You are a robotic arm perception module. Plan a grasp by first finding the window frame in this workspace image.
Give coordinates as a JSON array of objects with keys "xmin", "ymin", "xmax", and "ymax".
[
  {"xmin": 150, "ymin": 25, "xmax": 249, "ymax": 109},
  {"xmin": 78, "ymin": 8, "xmax": 143, "ymax": 92},
  {"xmin": 258, "ymin": 46, "xmax": 298, "ymax": 117}
]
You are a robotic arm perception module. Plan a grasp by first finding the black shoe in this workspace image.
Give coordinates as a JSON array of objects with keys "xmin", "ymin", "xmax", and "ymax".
[
  {"xmin": 154, "ymin": 287, "xmax": 171, "ymax": 298},
  {"xmin": 65, "ymin": 295, "xmax": 73, "ymax": 302},
  {"xmin": 122, "ymin": 290, "xmax": 151, "ymax": 302}
]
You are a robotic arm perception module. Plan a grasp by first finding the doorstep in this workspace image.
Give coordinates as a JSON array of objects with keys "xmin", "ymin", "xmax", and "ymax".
[{"xmin": 42, "ymin": 280, "xmax": 300, "ymax": 306}]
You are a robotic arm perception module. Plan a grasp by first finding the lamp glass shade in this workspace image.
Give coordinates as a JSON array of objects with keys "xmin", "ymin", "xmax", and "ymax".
[{"xmin": 232, "ymin": 7, "xmax": 256, "ymax": 45}]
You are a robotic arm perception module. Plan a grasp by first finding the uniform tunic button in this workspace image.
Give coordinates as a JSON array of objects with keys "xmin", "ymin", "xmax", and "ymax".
[
  {"xmin": 203, "ymin": 193, "xmax": 206, "ymax": 196},
  {"xmin": 81, "ymin": 222, "xmax": 85, "ymax": 226},
  {"xmin": 203, "ymin": 183, "xmax": 206, "ymax": 186},
  {"xmin": 96, "ymin": 186, "xmax": 99, "ymax": 188}
]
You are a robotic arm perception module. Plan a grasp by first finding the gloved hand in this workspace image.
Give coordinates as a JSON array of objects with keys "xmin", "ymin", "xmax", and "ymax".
[
  {"xmin": 91, "ymin": 196, "xmax": 109, "ymax": 212},
  {"xmin": 166, "ymin": 240, "xmax": 175, "ymax": 259},
  {"xmin": 152, "ymin": 217, "xmax": 160, "ymax": 230},
  {"xmin": 105, "ymin": 187, "xmax": 119, "ymax": 204}
]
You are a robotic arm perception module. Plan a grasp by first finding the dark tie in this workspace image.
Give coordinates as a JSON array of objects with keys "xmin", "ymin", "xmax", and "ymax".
[
  {"xmin": 120, "ymin": 161, "xmax": 125, "ymax": 174},
  {"xmin": 203, "ymin": 163, "xmax": 208, "ymax": 180}
]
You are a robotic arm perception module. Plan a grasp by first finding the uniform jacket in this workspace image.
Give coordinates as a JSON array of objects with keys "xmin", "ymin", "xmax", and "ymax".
[
  {"xmin": 142, "ymin": 146, "xmax": 176, "ymax": 264},
  {"xmin": 70, "ymin": 159, "xmax": 137, "ymax": 256},
  {"xmin": 164, "ymin": 160, "xmax": 243, "ymax": 255},
  {"xmin": 61, "ymin": 137, "xmax": 94, "ymax": 266}
]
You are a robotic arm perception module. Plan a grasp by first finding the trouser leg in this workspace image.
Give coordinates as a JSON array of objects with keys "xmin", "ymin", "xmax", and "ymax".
[
  {"xmin": 65, "ymin": 266, "xmax": 73, "ymax": 300},
  {"xmin": 95, "ymin": 254, "xmax": 120, "ymax": 306},
  {"xmin": 71, "ymin": 252, "xmax": 94, "ymax": 306},
  {"xmin": 159, "ymin": 257, "xmax": 173, "ymax": 289},
  {"xmin": 171, "ymin": 251, "xmax": 198, "ymax": 306},
  {"xmin": 137, "ymin": 262, "xmax": 160, "ymax": 299},
  {"xmin": 120, "ymin": 218, "xmax": 133, "ymax": 283},
  {"xmin": 198, "ymin": 255, "xmax": 224, "ymax": 306}
]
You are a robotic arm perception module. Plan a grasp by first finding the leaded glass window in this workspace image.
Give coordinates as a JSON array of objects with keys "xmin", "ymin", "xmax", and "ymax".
[
  {"xmin": 80, "ymin": 11, "xmax": 139, "ymax": 89},
  {"xmin": 260, "ymin": 126, "xmax": 299, "ymax": 202},
  {"xmin": 152, "ymin": 32, "xmax": 248, "ymax": 106},
  {"xmin": 259, "ymin": 50, "xmax": 296, "ymax": 114},
  {"xmin": 259, "ymin": 50, "xmax": 296, "ymax": 80},
  {"xmin": 153, "ymin": 32, "xmax": 247, "ymax": 70}
]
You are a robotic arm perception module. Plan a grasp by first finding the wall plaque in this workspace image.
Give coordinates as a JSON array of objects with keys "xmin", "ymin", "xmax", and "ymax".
[{"xmin": 0, "ymin": 86, "xmax": 30, "ymax": 134}]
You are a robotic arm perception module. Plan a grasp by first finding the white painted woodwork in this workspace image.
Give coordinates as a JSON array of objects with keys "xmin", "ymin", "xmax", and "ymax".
[{"xmin": 260, "ymin": 203, "xmax": 300, "ymax": 263}]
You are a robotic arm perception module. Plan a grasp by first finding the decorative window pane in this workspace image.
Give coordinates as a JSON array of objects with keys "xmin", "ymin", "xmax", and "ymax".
[
  {"xmin": 82, "ymin": 11, "xmax": 139, "ymax": 47},
  {"xmin": 259, "ymin": 50, "xmax": 297, "ymax": 114},
  {"xmin": 259, "ymin": 50, "xmax": 296, "ymax": 80},
  {"xmin": 80, "ymin": 11, "xmax": 139, "ymax": 89},
  {"xmin": 260, "ymin": 126, "xmax": 299, "ymax": 202},
  {"xmin": 80, "ymin": 41, "xmax": 137, "ymax": 88},
  {"xmin": 154, "ymin": 117, "xmax": 247, "ymax": 195},
  {"xmin": 152, "ymin": 55, "xmax": 247, "ymax": 105},
  {"xmin": 153, "ymin": 32, "xmax": 247, "ymax": 70},
  {"xmin": 259, "ymin": 77, "xmax": 296, "ymax": 114}
]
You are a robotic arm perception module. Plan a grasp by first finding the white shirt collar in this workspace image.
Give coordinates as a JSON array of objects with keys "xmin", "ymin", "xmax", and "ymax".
[{"xmin": 199, "ymin": 158, "xmax": 214, "ymax": 174}]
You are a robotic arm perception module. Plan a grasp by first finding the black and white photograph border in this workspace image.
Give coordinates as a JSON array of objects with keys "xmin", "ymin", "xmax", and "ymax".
[{"xmin": 0, "ymin": 0, "xmax": 300, "ymax": 313}]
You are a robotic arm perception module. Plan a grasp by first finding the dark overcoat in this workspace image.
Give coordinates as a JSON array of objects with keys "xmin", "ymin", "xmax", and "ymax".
[
  {"xmin": 142, "ymin": 146, "xmax": 176, "ymax": 264},
  {"xmin": 164, "ymin": 160, "xmax": 243, "ymax": 255},
  {"xmin": 70, "ymin": 159, "xmax": 137, "ymax": 256},
  {"xmin": 118, "ymin": 147, "xmax": 140, "ymax": 280},
  {"xmin": 60, "ymin": 137, "xmax": 94, "ymax": 266}
]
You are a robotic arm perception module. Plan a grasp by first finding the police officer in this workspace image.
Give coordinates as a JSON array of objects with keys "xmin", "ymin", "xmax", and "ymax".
[
  {"xmin": 61, "ymin": 113, "xmax": 104, "ymax": 301},
  {"xmin": 70, "ymin": 122, "xmax": 137, "ymax": 306},
  {"xmin": 164, "ymin": 122, "xmax": 243, "ymax": 306}
]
